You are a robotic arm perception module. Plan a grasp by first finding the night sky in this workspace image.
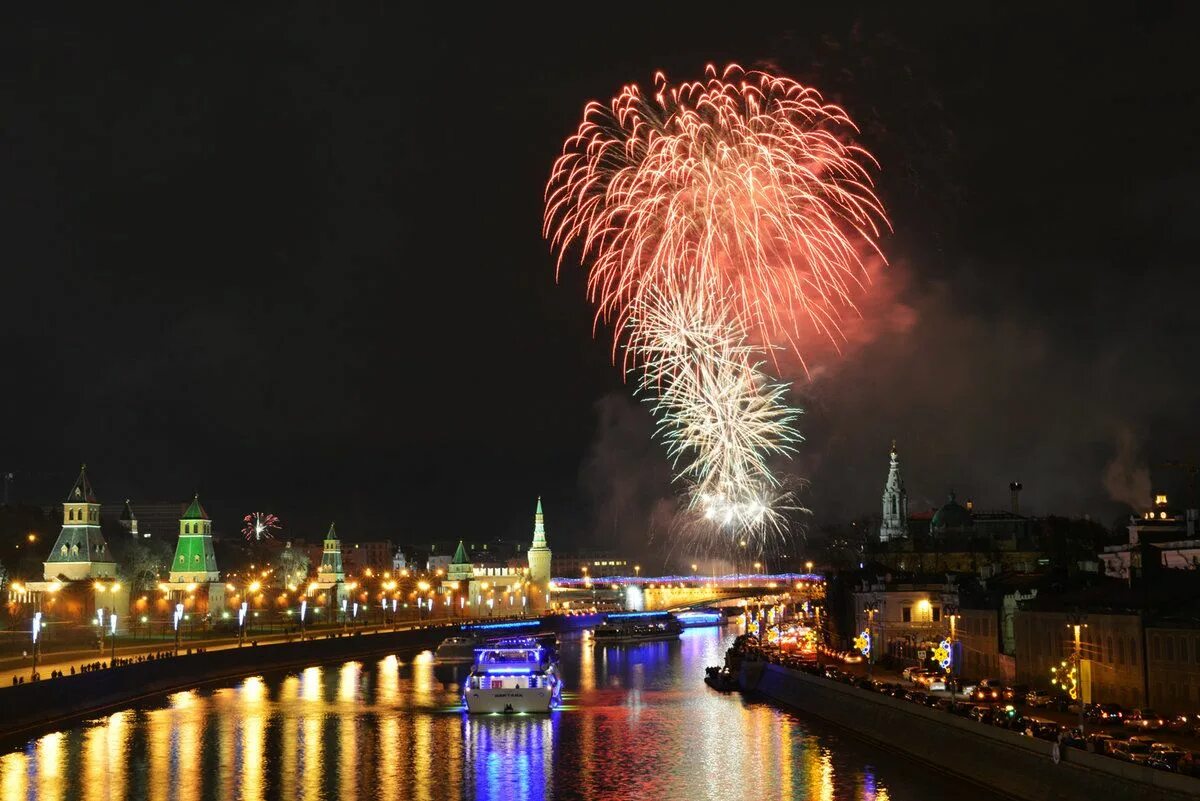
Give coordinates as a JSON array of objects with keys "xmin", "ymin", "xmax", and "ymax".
[{"xmin": 3, "ymin": 5, "xmax": 1198, "ymax": 558}]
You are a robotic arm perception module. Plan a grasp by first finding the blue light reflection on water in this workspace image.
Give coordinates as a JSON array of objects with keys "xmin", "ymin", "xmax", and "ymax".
[{"xmin": 0, "ymin": 626, "xmax": 1005, "ymax": 801}]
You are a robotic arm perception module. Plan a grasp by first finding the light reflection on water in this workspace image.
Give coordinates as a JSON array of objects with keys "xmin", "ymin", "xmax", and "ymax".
[{"xmin": 0, "ymin": 627, "xmax": 1000, "ymax": 801}]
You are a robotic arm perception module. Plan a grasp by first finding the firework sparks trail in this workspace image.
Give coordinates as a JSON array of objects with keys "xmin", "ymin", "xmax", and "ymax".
[
  {"xmin": 242, "ymin": 512, "xmax": 281, "ymax": 542},
  {"xmin": 544, "ymin": 64, "xmax": 888, "ymax": 547}
]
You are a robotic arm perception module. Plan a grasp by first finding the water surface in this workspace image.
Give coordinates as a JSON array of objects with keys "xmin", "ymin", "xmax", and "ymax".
[{"xmin": 0, "ymin": 627, "xmax": 1002, "ymax": 800}]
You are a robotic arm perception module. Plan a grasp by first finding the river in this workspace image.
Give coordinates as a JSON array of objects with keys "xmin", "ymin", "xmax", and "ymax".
[{"xmin": 0, "ymin": 625, "xmax": 1002, "ymax": 800}]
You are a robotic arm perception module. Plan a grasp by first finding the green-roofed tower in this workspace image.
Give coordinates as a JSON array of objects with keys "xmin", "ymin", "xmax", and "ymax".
[
  {"xmin": 44, "ymin": 465, "xmax": 117, "ymax": 581},
  {"xmin": 447, "ymin": 539, "xmax": 473, "ymax": 582},
  {"xmin": 317, "ymin": 522, "xmax": 345, "ymax": 583},
  {"xmin": 526, "ymin": 496, "xmax": 552, "ymax": 604},
  {"xmin": 169, "ymin": 494, "xmax": 219, "ymax": 583}
]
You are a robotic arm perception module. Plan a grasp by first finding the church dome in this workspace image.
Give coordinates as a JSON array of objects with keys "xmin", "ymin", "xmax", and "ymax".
[{"xmin": 931, "ymin": 491, "xmax": 973, "ymax": 531}]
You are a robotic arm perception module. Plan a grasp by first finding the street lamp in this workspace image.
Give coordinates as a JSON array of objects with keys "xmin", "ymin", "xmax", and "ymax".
[
  {"xmin": 109, "ymin": 613, "xmax": 118, "ymax": 664},
  {"xmin": 96, "ymin": 607, "xmax": 107, "ymax": 654},
  {"xmin": 31, "ymin": 612, "xmax": 42, "ymax": 681},
  {"xmin": 299, "ymin": 599, "xmax": 307, "ymax": 640},
  {"xmin": 864, "ymin": 603, "xmax": 880, "ymax": 678},
  {"xmin": 238, "ymin": 602, "xmax": 248, "ymax": 647},
  {"xmin": 173, "ymin": 603, "xmax": 184, "ymax": 654}
]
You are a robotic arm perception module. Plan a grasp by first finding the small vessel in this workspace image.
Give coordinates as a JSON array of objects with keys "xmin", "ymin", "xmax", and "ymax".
[
  {"xmin": 462, "ymin": 638, "xmax": 563, "ymax": 713},
  {"xmin": 704, "ymin": 665, "xmax": 738, "ymax": 692},
  {"xmin": 435, "ymin": 635, "xmax": 480, "ymax": 663},
  {"xmin": 591, "ymin": 612, "xmax": 683, "ymax": 644},
  {"xmin": 676, "ymin": 608, "xmax": 724, "ymax": 628}
]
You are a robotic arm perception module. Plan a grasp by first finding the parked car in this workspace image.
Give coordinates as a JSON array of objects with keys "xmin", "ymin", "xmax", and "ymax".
[
  {"xmin": 1146, "ymin": 750, "xmax": 1189, "ymax": 772},
  {"xmin": 901, "ymin": 666, "xmax": 920, "ymax": 681},
  {"xmin": 968, "ymin": 705, "xmax": 996, "ymax": 724},
  {"xmin": 1124, "ymin": 709, "xmax": 1166, "ymax": 731},
  {"xmin": 1164, "ymin": 713, "xmax": 1192, "ymax": 732},
  {"xmin": 1112, "ymin": 738, "xmax": 1154, "ymax": 764},
  {"xmin": 904, "ymin": 690, "xmax": 928, "ymax": 705},
  {"xmin": 972, "ymin": 685, "xmax": 1003, "ymax": 703},
  {"xmin": 1026, "ymin": 689, "xmax": 1055, "ymax": 708},
  {"xmin": 1088, "ymin": 703, "xmax": 1125, "ymax": 723},
  {"xmin": 926, "ymin": 676, "xmax": 948, "ymax": 692},
  {"xmin": 1086, "ymin": 733, "xmax": 1117, "ymax": 754},
  {"xmin": 1023, "ymin": 717, "xmax": 1063, "ymax": 742}
]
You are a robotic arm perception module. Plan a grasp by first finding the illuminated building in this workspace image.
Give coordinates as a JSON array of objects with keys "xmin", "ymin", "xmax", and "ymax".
[
  {"xmin": 878, "ymin": 441, "xmax": 908, "ymax": 543},
  {"xmin": 439, "ymin": 497, "xmax": 552, "ymax": 615},
  {"xmin": 42, "ymin": 465, "xmax": 117, "ymax": 581},
  {"xmin": 169, "ymin": 495, "xmax": 220, "ymax": 584},
  {"xmin": 852, "ymin": 576, "xmax": 959, "ymax": 665},
  {"xmin": 309, "ymin": 522, "xmax": 349, "ymax": 604},
  {"xmin": 1100, "ymin": 492, "xmax": 1200, "ymax": 579}
]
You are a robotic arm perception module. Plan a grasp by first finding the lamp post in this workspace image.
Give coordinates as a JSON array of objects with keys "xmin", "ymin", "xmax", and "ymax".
[
  {"xmin": 31, "ymin": 612, "xmax": 42, "ymax": 681},
  {"xmin": 96, "ymin": 607, "xmax": 106, "ymax": 654},
  {"xmin": 1070, "ymin": 620, "xmax": 1087, "ymax": 734},
  {"xmin": 110, "ymin": 613, "xmax": 118, "ymax": 664},
  {"xmin": 173, "ymin": 603, "xmax": 184, "ymax": 655},
  {"xmin": 341, "ymin": 599, "xmax": 348, "ymax": 632},
  {"xmin": 238, "ymin": 602, "xmax": 248, "ymax": 647},
  {"xmin": 299, "ymin": 599, "xmax": 307, "ymax": 640},
  {"xmin": 865, "ymin": 603, "xmax": 879, "ymax": 678}
]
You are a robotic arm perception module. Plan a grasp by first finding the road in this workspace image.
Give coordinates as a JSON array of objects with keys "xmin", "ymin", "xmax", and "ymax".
[
  {"xmin": 839, "ymin": 659, "xmax": 1200, "ymax": 752},
  {"xmin": 0, "ymin": 616, "xmax": 466, "ymax": 687}
]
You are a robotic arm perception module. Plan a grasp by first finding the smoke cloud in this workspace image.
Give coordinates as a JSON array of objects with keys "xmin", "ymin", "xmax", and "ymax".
[{"xmin": 1102, "ymin": 428, "xmax": 1152, "ymax": 511}]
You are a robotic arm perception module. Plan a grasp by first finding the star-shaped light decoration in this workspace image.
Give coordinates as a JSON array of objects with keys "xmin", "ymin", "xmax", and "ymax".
[
  {"xmin": 854, "ymin": 630, "xmax": 871, "ymax": 657},
  {"xmin": 933, "ymin": 639, "xmax": 952, "ymax": 670}
]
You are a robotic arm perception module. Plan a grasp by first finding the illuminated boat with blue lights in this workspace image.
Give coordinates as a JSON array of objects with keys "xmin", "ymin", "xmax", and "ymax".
[
  {"xmin": 675, "ymin": 608, "xmax": 724, "ymax": 628},
  {"xmin": 463, "ymin": 638, "xmax": 563, "ymax": 713},
  {"xmin": 591, "ymin": 611, "xmax": 683, "ymax": 644}
]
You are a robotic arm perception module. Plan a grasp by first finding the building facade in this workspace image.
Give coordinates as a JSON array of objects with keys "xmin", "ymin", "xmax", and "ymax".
[
  {"xmin": 852, "ymin": 578, "xmax": 959, "ymax": 666},
  {"xmin": 957, "ymin": 607, "xmax": 1002, "ymax": 682},
  {"xmin": 1013, "ymin": 609, "xmax": 1146, "ymax": 709},
  {"xmin": 1146, "ymin": 622, "xmax": 1200, "ymax": 713}
]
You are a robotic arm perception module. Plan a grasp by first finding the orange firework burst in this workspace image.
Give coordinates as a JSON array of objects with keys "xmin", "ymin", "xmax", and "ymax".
[
  {"xmin": 545, "ymin": 63, "xmax": 889, "ymax": 371},
  {"xmin": 544, "ymin": 64, "xmax": 889, "ymax": 544}
]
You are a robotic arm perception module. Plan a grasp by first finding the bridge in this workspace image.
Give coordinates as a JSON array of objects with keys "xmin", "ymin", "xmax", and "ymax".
[{"xmin": 549, "ymin": 572, "xmax": 825, "ymax": 611}]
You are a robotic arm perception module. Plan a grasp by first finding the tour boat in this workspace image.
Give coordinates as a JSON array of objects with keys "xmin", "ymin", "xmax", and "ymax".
[
  {"xmin": 591, "ymin": 612, "xmax": 683, "ymax": 644},
  {"xmin": 434, "ymin": 635, "xmax": 480, "ymax": 663},
  {"xmin": 462, "ymin": 638, "xmax": 563, "ymax": 713}
]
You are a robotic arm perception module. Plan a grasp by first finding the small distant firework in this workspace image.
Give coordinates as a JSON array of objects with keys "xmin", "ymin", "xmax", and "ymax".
[
  {"xmin": 545, "ymin": 63, "xmax": 889, "ymax": 548},
  {"xmin": 243, "ymin": 512, "xmax": 281, "ymax": 542}
]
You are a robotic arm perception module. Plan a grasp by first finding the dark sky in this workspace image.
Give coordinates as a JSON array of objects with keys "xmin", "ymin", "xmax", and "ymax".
[{"xmin": 3, "ymin": 4, "xmax": 1198, "ymax": 559}]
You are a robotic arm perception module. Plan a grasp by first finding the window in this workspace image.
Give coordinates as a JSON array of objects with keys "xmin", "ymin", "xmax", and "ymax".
[
  {"xmin": 1131, "ymin": 638, "xmax": 1139, "ymax": 666},
  {"xmin": 902, "ymin": 607, "xmax": 912, "ymax": 623},
  {"xmin": 1106, "ymin": 636, "xmax": 1113, "ymax": 663},
  {"xmin": 932, "ymin": 606, "xmax": 941, "ymax": 622},
  {"xmin": 1153, "ymin": 635, "xmax": 1161, "ymax": 659},
  {"xmin": 1166, "ymin": 636, "xmax": 1175, "ymax": 661},
  {"xmin": 1118, "ymin": 638, "xmax": 1125, "ymax": 665}
]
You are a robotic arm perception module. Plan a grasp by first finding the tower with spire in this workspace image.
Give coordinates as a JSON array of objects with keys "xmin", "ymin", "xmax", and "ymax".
[
  {"xmin": 526, "ymin": 497, "xmax": 552, "ymax": 604},
  {"xmin": 119, "ymin": 499, "xmax": 141, "ymax": 538},
  {"xmin": 169, "ymin": 494, "xmax": 220, "ymax": 583},
  {"xmin": 43, "ymin": 465, "xmax": 117, "ymax": 581},
  {"xmin": 879, "ymin": 441, "xmax": 909, "ymax": 543},
  {"xmin": 447, "ymin": 539, "xmax": 473, "ymax": 582},
  {"xmin": 317, "ymin": 523, "xmax": 345, "ymax": 583}
]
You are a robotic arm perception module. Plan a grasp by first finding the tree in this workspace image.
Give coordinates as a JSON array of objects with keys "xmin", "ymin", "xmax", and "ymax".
[
  {"xmin": 111, "ymin": 538, "xmax": 173, "ymax": 595},
  {"xmin": 273, "ymin": 542, "xmax": 311, "ymax": 588}
]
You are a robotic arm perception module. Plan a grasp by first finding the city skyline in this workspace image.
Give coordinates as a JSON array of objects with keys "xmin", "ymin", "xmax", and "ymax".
[{"xmin": 3, "ymin": 5, "xmax": 1198, "ymax": 553}]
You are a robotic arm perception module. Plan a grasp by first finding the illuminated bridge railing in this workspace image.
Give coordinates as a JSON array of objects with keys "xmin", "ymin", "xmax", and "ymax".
[{"xmin": 549, "ymin": 572, "xmax": 823, "ymax": 588}]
